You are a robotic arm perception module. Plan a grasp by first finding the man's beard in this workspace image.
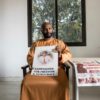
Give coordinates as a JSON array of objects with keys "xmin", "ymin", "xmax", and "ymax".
[{"xmin": 42, "ymin": 32, "xmax": 53, "ymax": 39}]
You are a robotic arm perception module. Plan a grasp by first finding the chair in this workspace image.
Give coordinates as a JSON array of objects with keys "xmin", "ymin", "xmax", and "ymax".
[
  {"xmin": 21, "ymin": 61, "xmax": 72, "ymax": 79},
  {"xmin": 21, "ymin": 61, "xmax": 75, "ymax": 100}
]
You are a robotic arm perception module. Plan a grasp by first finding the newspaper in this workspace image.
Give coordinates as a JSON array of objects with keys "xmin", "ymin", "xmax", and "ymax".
[
  {"xmin": 73, "ymin": 58, "xmax": 100, "ymax": 87},
  {"xmin": 31, "ymin": 46, "xmax": 58, "ymax": 76}
]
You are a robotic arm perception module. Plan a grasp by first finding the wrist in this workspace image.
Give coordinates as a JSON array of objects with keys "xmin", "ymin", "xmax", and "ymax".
[{"xmin": 58, "ymin": 53, "xmax": 62, "ymax": 60}]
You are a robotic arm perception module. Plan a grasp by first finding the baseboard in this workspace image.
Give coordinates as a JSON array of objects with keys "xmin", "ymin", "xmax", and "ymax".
[{"xmin": 0, "ymin": 77, "xmax": 23, "ymax": 82}]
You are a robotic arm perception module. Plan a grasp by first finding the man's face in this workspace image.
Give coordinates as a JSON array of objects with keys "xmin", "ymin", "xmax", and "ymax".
[{"xmin": 42, "ymin": 24, "xmax": 53, "ymax": 39}]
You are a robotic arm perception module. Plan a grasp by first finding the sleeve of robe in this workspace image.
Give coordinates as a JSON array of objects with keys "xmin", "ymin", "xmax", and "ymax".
[
  {"xmin": 27, "ymin": 42, "xmax": 36, "ymax": 67},
  {"xmin": 58, "ymin": 40, "xmax": 72, "ymax": 63}
]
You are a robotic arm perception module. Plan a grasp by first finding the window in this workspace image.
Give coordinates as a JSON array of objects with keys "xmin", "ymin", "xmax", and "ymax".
[{"xmin": 28, "ymin": 0, "xmax": 86, "ymax": 47}]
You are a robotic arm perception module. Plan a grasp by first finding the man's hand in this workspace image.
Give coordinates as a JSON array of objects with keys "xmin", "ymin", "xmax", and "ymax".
[{"xmin": 55, "ymin": 45, "xmax": 62, "ymax": 59}]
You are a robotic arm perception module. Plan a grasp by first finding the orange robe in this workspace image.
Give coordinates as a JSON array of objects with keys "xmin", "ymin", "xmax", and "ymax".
[{"xmin": 20, "ymin": 38, "xmax": 72, "ymax": 100}]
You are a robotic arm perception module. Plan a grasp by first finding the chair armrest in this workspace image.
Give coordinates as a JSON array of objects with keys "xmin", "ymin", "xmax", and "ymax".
[
  {"xmin": 21, "ymin": 65, "xmax": 29, "ymax": 69},
  {"xmin": 21, "ymin": 65, "xmax": 30, "ymax": 77},
  {"xmin": 63, "ymin": 64, "xmax": 70, "ymax": 79},
  {"xmin": 62, "ymin": 60, "xmax": 73, "ymax": 79}
]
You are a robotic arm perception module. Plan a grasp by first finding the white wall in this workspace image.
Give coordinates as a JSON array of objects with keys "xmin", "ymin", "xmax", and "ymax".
[
  {"xmin": 0, "ymin": 0, "xmax": 28, "ymax": 78},
  {"xmin": 0, "ymin": 0, "xmax": 100, "ymax": 78},
  {"xmin": 71, "ymin": 0, "xmax": 100, "ymax": 57}
]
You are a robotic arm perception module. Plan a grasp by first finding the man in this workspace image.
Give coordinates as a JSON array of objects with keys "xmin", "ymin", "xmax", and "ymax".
[{"xmin": 20, "ymin": 22, "xmax": 72, "ymax": 100}]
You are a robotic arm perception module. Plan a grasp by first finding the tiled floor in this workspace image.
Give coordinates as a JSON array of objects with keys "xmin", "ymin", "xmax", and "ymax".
[
  {"xmin": 0, "ymin": 81, "xmax": 100, "ymax": 100},
  {"xmin": 79, "ymin": 87, "xmax": 100, "ymax": 100},
  {"xmin": 0, "ymin": 81, "xmax": 21, "ymax": 100}
]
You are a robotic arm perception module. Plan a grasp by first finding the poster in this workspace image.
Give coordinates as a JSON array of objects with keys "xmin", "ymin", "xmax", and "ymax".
[
  {"xmin": 73, "ymin": 58, "xmax": 100, "ymax": 87},
  {"xmin": 31, "ymin": 46, "xmax": 58, "ymax": 76}
]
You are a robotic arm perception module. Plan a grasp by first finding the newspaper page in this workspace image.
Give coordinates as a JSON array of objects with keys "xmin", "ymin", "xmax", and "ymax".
[
  {"xmin": 73, "ymin": 58, "xmax": 100, "ymax": 87},
  {"xmin": 31, "ymin": 46, "xmax": 58, "ymax": 76}
]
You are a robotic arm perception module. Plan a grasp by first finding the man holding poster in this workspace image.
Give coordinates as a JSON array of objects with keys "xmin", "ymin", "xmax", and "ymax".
[{"xmin": 20, "ymin": 22, "xmax": 72, "ymax": 100}]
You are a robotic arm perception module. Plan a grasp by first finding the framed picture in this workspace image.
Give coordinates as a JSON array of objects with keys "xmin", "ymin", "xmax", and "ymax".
[{"xmin": 27, "ymin": 0, "xmax": 86, "ymax": 47}]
